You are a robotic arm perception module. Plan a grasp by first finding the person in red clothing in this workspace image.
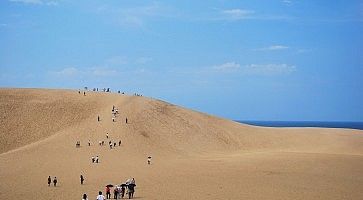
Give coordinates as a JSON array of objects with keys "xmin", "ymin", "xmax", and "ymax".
[{"xmin": 105, "ymin": 186, "xmax": 111, "ymax": 199}]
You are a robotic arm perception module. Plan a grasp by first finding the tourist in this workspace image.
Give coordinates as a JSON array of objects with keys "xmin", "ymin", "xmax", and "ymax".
[
  {"xmin": 127, "ymin": 183, "xmax": 135, "ymax": 199},
  {"xmin": 113, "ymin": 186, "xmax": 119, "ymax": 199},
  {"xmin": 53, "ymin": 177, "xmax": 57, "ymax": 186},
  {"xmin": 118, "ymin": 140, "xmax": 121, "ymax": 146},
  {"xmin": 80, "ymin": 174, "xmax": 84, "ymax": 185},
  {"xmin": 96, "ymin": 191, "xmax": 105, "ymax": 200},
  {"xmin": 82, "ymin": 193, "xmax": 88, "ymax": 200},
  {"xmin": 105, "ymin": 186, "xmax": 111, "ymax": 199},
  {"xmin": 120, "ymin": 185, "xmax": 125, "ymax": 198},
  {"xmin": 47, "ymin": 176, "xmax": 51, "ymax": 186}
]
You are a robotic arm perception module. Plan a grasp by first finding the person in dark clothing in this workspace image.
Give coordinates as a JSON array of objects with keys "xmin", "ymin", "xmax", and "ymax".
[
  {"xmin": 125, "ymin": 118, "xmax": 128, "ymax": 124},
  {"xmin": 53, "ymin": 177, "xmax": 57, "ymax": 186},
  {"xmin": 128, "ymin": 184, "xmax": 135, "ymax": 199},
  {"xmin": 120, "ymin": 185, "xmax": 125, "ymax": 198},
  {"xmin": 98, "ymin": 116, "xmax": 100, "ymax": 122},
  {"xmin": 113, "ymin": 187, "xmax": 118, "ymax": 199},
  {"xmin": 47, "ymin": 176, "xmax": 51, "ymax": 186},
  {"xmin": 106, "ymin": 186, "xmax": 111, "ymax": 199},
  {"xmin": 80, "ymin": 174, "xmax": 84, "ymax": 185},
  {"xmin": 118, "ymin": 140, "xmax": 121, "ymax": 146}
]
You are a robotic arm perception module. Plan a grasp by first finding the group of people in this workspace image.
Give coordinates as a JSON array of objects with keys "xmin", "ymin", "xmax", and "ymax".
[
  {"xmin": 47, "ymin": 176, "xmax": 58, "ymax": 187},
  {"xmin": 82, "ymin": 178, "xmax": 136, "ymax": 200},
  {"xmin": 91, "ymin": 156, "xmax": 100, "ymax": 163}
]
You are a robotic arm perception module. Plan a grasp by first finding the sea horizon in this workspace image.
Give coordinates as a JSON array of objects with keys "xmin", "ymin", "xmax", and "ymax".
[{"xmin": 237, "ymin": 120, "xmax": 363, "ymax": 130}]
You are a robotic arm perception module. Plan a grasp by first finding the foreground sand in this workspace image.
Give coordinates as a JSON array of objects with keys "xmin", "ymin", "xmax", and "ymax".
[{"xmin": 0, "ymin": 88, "xmax": 362, "ymax": 199}]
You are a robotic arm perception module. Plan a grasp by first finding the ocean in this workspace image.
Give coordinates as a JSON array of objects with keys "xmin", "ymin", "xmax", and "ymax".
[{"xmin": 237, "ymin": 121, "xmax": 363, "ymax": 130}]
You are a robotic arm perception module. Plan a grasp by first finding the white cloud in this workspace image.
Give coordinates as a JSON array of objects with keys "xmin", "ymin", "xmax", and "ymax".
[
  {"xmin": 256, "ymin": 45, "xmax": 289, "ymax": 51},
  {"xmin": 214, "ymin": 62, "xmax": 241, "ymax": 71},
  {"xmin": 135, "ymin": 57, "xmax": 153, "ymax": 65},
  {"xmin": 220, "ymin": 9, "xmax": 255, "ymax": 20},
  {"xmin": 213, "ymin": 62, "xmax": 296, "ymax": 75},
  {"xmin": 243, "ymin": 64, "xmax": 296, "ymax": 75},
  {"xmin": 105, "ymin": 56, "xmax": 128, "ymax": 66},
  {"xmin": 51, "ymin": 67, "xmax": 118, "ymax": 78},
  {"xmin": 90, "ymin": 67, "xmax": 117, "ymax": 77},
  {"xmin": 96, "ymin": 2, "xmax": 175, "ymax": 28},
  {"xmin": 53, "ymin": 67, "xmax": 79, "ymax": 77},
  {"xmin": 9, "ymin": 0, "xmax": 58, "ymax": 6},
  {"xmin": 282, "ymin": 0, "xmax": 292, "ymax": 5}
]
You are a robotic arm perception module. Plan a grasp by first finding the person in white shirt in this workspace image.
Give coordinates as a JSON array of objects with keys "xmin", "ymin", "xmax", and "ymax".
[{"xmin": 96, "ymin": 191, "xmax": 105, "ymax": 200}]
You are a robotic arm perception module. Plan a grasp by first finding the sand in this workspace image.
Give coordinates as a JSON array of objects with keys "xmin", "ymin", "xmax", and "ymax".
[{"xmin": 0, "ymin": 88, "xmax": 362, "ymax": 199}]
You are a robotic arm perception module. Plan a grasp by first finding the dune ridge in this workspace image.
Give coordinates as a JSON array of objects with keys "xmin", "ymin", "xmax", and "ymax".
[{"xmin": 0, "ymin": 88, "xmax": 362, "ymax": 199}]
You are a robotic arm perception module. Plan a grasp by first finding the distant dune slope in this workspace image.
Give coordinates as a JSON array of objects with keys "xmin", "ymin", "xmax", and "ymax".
[
  {"xmin": 1, "ymin": 88, "xmax": 362, "ymax": 156},
  {"xmin": 0, "ymin": 89, "xmax": 108, "ymax": 153}
]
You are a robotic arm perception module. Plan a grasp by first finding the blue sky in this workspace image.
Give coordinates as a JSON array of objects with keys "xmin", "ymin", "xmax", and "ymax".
[{"xmin": 1, "ymin": 0, "xmax": 362, "ymax": 121}]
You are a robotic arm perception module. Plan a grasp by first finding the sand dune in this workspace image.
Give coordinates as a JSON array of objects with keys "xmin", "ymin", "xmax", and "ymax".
[{"xmin": 0, "ymin": 88, "xmax": 362, "ymax": 199}]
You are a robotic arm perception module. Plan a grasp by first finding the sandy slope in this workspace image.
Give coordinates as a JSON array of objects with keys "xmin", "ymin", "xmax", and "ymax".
[{"xmin": 0, "ymin": 88, "xmax": 362, "ymax": 200}]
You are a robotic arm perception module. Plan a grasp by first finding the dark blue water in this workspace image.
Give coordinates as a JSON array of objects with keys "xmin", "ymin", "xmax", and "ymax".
[{"xmin": 237, "ymin": 121, "xmax": 363, "ymax": 130}]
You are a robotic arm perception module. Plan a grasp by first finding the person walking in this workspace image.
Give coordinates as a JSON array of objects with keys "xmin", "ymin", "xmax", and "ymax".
[
  {"xmin": 47, "ymin": 176, "xmax": 51, "ymax": 186},
  {"xmin": 120, "ymin": 185, "xmax": 125, "ymax": 199},
  {"xmin": 96, "ymin": 191, "xmax": 106, "ymax": 200},
  {"xmin": 118, "ymin": 140, "xmax": 121, "ymax": 146},
  {"xmin": 80, "ymin": 174, "xmax": 84, "ymax": 185},
  {"xmin": 82, "ymin": 193, "xmax": 88, "ymax": 200},
  {"xmin": 113, "ymin": 186, "xmax": 119, "ymax": 199},
  {"xmin": 127, "ymin": 184, "xmax": 135, "ymax": 199},
  {"xmin": 53, "ymin": 177, "xmax": 58, "ymax": 186},
  {"xmin": 105, "ymin": 186, "xmax": 111, "ymax": 199}
]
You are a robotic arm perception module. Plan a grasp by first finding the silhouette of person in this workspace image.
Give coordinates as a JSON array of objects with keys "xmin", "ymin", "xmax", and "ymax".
[
  {"xmin": 53, "ymin": 177, "xmax": 57, "ymax": 186},
  {"xmin": 47, "ymin": 176, "xmax": 51, "ymax": 186}
]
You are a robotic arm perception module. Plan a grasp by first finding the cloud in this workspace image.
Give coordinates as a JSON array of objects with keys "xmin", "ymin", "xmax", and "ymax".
[
  {"xmin": 255, "ymin": 45, "xmax": 289, "ymax": 51},
  {"xmin": 9, "ymin": 0, "xmax": 58, "ymax": 6},
  {"xmin": 243, "ymin": 64, "xmax": 296, "ymax": 75},
  {"xmin": 212, "ymin": 62, "xmax": 296, "ymax": 75},
  {"xmin": 282, "ymin": 0, "xmax": 292, "ymax": 5},
  {"xmin": 105, "ymin": 56, "xmax": 128, "ymax": 66},
  {"xmin": 220, "ymin": 9, "xmax": 255, "ymax": 20},
  {"xmin": 214, "ymin": 62, "xmax": 240, "ymax": 72},
  {"xmin": 96, "ymin": 2, "xmax": 175, "ymax": 28},
  {"xmin": 51, "ymin": 67, "xmax": 118, "ymax": 78},
  {"xmin": 135, "ymin": 57, "xmax": 153, "ymax": 65},
  {"xmin": 53, "ymin": 67, "xmax": 79, "ymax": 77}
]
